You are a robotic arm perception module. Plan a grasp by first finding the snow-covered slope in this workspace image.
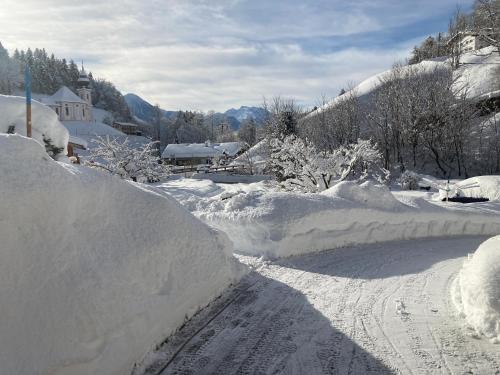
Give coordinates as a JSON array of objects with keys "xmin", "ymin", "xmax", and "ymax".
[
  {"xmin": 62, "ymin": 120, "xmax": 125, "ymax": 138},
  {"xmin": 309, "ymin": 47, "xmax": 499, "ymax": 117},
  {"xmin": 0, "ymin": 95, "xmax": 68, "ymax": 157},
  {"xmin": 0, "ymin": 134, "xmax": 243, "ymax": 375},
  {"xmin": 453, "ymin": 236, "xmax": 500, "ymax": 342}
]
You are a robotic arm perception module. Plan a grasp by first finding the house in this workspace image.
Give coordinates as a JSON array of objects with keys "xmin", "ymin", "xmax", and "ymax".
[
  {"xmin": 38, "ymin": 65, "xmax": 93, "ymax": 122},
  {"xmin": 161, "ymin": 141, "xmax": 246, "ymax": 166},
  {"xmin": 112, "ymin": 121, "xmax": 141, "ymax": 136},
  {"xmin": 447, "ymin": 31, "xmax": 493, "ymax": 53}
]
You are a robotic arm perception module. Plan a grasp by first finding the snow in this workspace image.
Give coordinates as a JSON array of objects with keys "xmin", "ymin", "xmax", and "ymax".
[
  {"xmin": 453, "ymin": 236, "xmax": 500, "ymax": 342},
  {"xmin": 0, "ymin": 94, "xmax": 69, "ymax": 157},
  {"xmin": 162, "ymin": 142, "xmax": 245, "ymax": 159},
  {"xmin": 47, "ymin": 86, "xmax": 86, "ymax": 104},
  {"xmin": 456, "ymin": 46, "xmax": 500, "ymax": 98},
  {"xmin": 0, "ymin": 134, "xmax": 243, "ymax": 375},
  {"xmin": 213, "ymin": 141, "xmax": 245, "ymax": 157},
  {"xmin": 63, "ymin": 120, "xmax": 125, "ymax": 138},
  {"xmin": 456, "ymin": 176, "xmax": 500, "ymax": 201},
  {"xmin": 141, "ymin": 236, "xmax": 500, "ymax": 374},
  {"xmin": 68, "ymin": 135, "xmax": 88, "ymax": 149},
  {"xmin": 310, "ymin": 46, "xmax": 500, "ymax": 117},
  {"xmin": 231, "ymin": 138, "xmax": 269, "ymax": 173},
  {"xmin": 156, "ymin": 177, "xmax": 500, "ymax": 258},
  {"xmin": 163, "ymin": 143, "xmax": 223, "ymax": 159},
  {"xmin": 92, "ymin": 107, "xmax": 114, "ymax": 123}
]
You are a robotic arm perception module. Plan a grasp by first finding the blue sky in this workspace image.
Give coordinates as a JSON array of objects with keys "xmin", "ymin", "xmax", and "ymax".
[{"xmin": 0, "ymin": 0, "xmax": 474, "ymax": 111}]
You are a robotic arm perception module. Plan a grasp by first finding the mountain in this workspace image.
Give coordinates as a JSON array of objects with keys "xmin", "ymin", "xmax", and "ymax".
[
  {"xmin": 126, "ymin": 93, "xmax": 269, "ymax": 130},
  {"xmin": 224, "ymin": 106, "xmax": 268, "ymax": 124},
  {"xmin": 124, "ymin": 93, "xmax": 177, "ymax": 124}
]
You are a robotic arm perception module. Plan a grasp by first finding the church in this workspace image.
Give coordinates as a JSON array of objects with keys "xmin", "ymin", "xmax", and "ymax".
[{"xmin": 39, "ymin": 65, "xmax": 93, "ymax": 122}]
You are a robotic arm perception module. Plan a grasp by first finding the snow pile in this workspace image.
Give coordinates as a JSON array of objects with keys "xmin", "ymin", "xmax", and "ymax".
[
  {"xmin": 453, "ymin": 236, "xmax": 500, "ymax": 342},
  {"xmin": 0, "ymin": 95, "xmax": 68, "ymax": 157},
  {"xmin": 0, "ymin": 135, "xmax": 242, "ymax": 375},
  {"xmin": 157, "ymin": 177, "xmax": 500, "ymax": 259},
  {"xmin": 323, "ymin": 181, "xmax": 403, "ymax": 210},
  {"xmin": 456, "ymin": 176, "xmax": 500, "ymax": 201}
]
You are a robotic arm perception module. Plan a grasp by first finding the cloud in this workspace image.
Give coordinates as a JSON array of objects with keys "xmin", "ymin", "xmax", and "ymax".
[{"xmin": 0, "ymin": 0, "xmax": 475, "ymax": 111}]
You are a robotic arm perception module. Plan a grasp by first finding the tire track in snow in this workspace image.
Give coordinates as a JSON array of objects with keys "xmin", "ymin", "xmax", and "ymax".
[{"xmin": 138, "ymin": 236, "xmax": 500, "ymax": 375}]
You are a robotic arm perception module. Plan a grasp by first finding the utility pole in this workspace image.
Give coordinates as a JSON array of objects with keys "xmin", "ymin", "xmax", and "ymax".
[{"xmin": 25, "ymin": 65, "xmax": 32, "ymax": 138}]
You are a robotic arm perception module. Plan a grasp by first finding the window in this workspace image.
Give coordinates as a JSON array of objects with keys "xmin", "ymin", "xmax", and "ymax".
[
  {"xmin": 82, "ymin": 108, "xmax": 85, "ymax": 117},
  {"xmin": 65, "ymin": 106, "xmax": 69, "ymax": 116},
  {"xmin": 55, "ymin": 108, "xmax": 59, "ymax": 115}
]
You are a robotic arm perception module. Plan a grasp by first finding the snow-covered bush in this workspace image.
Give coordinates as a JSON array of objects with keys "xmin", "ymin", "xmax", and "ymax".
[
  {"xmin": 86, "ymin": 136, "xmax": 170, "ymax": 182},
  {"xmin": 453, "ymin": 236, "xmax": 500, "ymax": 343},
  {"xmin": 398, "ymin": 170, "xmax": 421, "ymax": 190},
  {"xmin": 268, "ymin": 135, "xmax": 388, "ymax": 192}
]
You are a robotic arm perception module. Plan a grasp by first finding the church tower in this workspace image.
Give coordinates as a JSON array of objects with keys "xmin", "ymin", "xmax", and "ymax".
[{"xmin": 76, "ymin": 63, "xmax": 92, "ymax": 106}]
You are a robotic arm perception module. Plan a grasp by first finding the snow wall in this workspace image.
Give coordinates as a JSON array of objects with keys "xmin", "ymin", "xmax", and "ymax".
[
  {"xmin": 0, "ymin": 135, "xmax": 243, "ymax": 375},
  {"xmin": 0, "ymin": 95, "xmax": 69, "ymax": 157},
  {"xmin": 453, "ymin": 236, "xmax": 500, "ymax": 343},
  {"xmin": 197, "ymin": 181, "xmax": 500, "ymax": 258}
]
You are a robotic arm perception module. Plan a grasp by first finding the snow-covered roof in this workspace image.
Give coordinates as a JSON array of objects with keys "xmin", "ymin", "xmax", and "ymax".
[
  {"xmin": 49, "ymin": 86, "xmax": 86, "ymax": 104},
  {"xmin": 68, "ymin": 135, "xmax": 88, "ymax": 149},
  {"xmin": 161, "ymin": 142, "xmax": 245, "ymax": 159},
  {"xmin": 162, "ymin": 143, "xmax": 223, "ymax": 159},
  {"xmin": 213, "ymin": 142, "xmax": 245, "ymax": 157}
]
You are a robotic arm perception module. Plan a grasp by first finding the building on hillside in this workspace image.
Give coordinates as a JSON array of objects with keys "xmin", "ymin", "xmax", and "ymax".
[
  {"xmin": 112, "ymin": 121, "xmax": 141, "ymax": 136},
  {"xmin": 161, "ymin": 141, "xmax": 246, "ymax": 166},
  {"xmin": 447, "ymin": 31, "xmax": 493, "ymax": 53},
  {"xmin": 39, "ymin": 65, "xmax": 93, "ymax": 122}
]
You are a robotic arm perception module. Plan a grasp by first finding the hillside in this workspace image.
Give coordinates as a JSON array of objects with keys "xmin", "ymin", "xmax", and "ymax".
[
  {"xmin": 309, "ymin": 47, "xmax": 499, "ymax": 117},
  {"xmin": 124, "ymin": 93, "xmax": 178, "ymax": 124}
]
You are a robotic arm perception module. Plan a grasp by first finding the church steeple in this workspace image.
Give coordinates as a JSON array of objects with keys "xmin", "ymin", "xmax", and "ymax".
[
  {"xmin": 77, "ymin": 62, "xmax": 90, "ymax": 88},
  {"xmin": 76, "ymin": 61, "xmax": 92, "ymax": 120}
]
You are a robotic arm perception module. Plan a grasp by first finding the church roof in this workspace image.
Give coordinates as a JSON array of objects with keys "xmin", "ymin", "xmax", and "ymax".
[{"xmin": 50, "ymin": 86, "xmax": 86, "ymax": 104}]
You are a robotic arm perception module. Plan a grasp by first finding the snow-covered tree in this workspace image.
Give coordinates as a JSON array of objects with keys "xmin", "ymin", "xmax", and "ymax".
[
  {"xmin": 269, "ymin": 135, "xmax": 388, "ymax": 193},
  {"xmin": 0, "ymin": 42, "xmax": 21, "ymax": 94},
  {"xmin": 398, "ymin": 170, "xmax": 421, "ymax": 190},
  {"xmin": 85, "ymin": 136, "xmax": 171, "ymax": 182}
]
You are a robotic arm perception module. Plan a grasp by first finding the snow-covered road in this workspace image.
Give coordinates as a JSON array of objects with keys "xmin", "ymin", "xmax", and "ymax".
[{"xmin": 141, "ymin": 236, "xmax": 500, "ymax": 375}]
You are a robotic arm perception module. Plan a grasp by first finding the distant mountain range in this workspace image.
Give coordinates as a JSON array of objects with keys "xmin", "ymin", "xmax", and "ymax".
[{"xmin": 124, "ymin": 93, "xmax": 267, "ymax": 130}]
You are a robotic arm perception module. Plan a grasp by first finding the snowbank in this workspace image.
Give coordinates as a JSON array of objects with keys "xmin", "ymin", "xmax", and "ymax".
[
  {"xmin": 0, "ymin": 135, "xmax": 242, "ymax": 375},
  {"xmin": 453, "ymin": 236, "xmax": 500, "ymax": 342},
  {"xmin": 456, "ymin": 176, "xmax": 500, "ymax": 201},
  {"xmin": 157, "ymin": 178, "xmax": 500, "ymax": 259},
  {"xmin": 0, "ymin": 94, "xmax": 69, "ymax": 157}
]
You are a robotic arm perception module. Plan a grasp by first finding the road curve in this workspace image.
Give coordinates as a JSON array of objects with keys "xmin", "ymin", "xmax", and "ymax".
[{"xmin": 140, "ymin": 236, "xmax": 500, "ymax": 375}]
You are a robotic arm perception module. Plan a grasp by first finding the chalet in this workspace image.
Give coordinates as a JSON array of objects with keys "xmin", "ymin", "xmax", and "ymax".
[{"xmin": 447, "ymin": 31, "xmax": 493, "ymax": 53}]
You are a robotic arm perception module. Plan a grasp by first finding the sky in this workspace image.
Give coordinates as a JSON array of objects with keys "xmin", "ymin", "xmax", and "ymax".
[{"xmin": 0, "ymin": 0, "xmax": 474, "ymax": 112}]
